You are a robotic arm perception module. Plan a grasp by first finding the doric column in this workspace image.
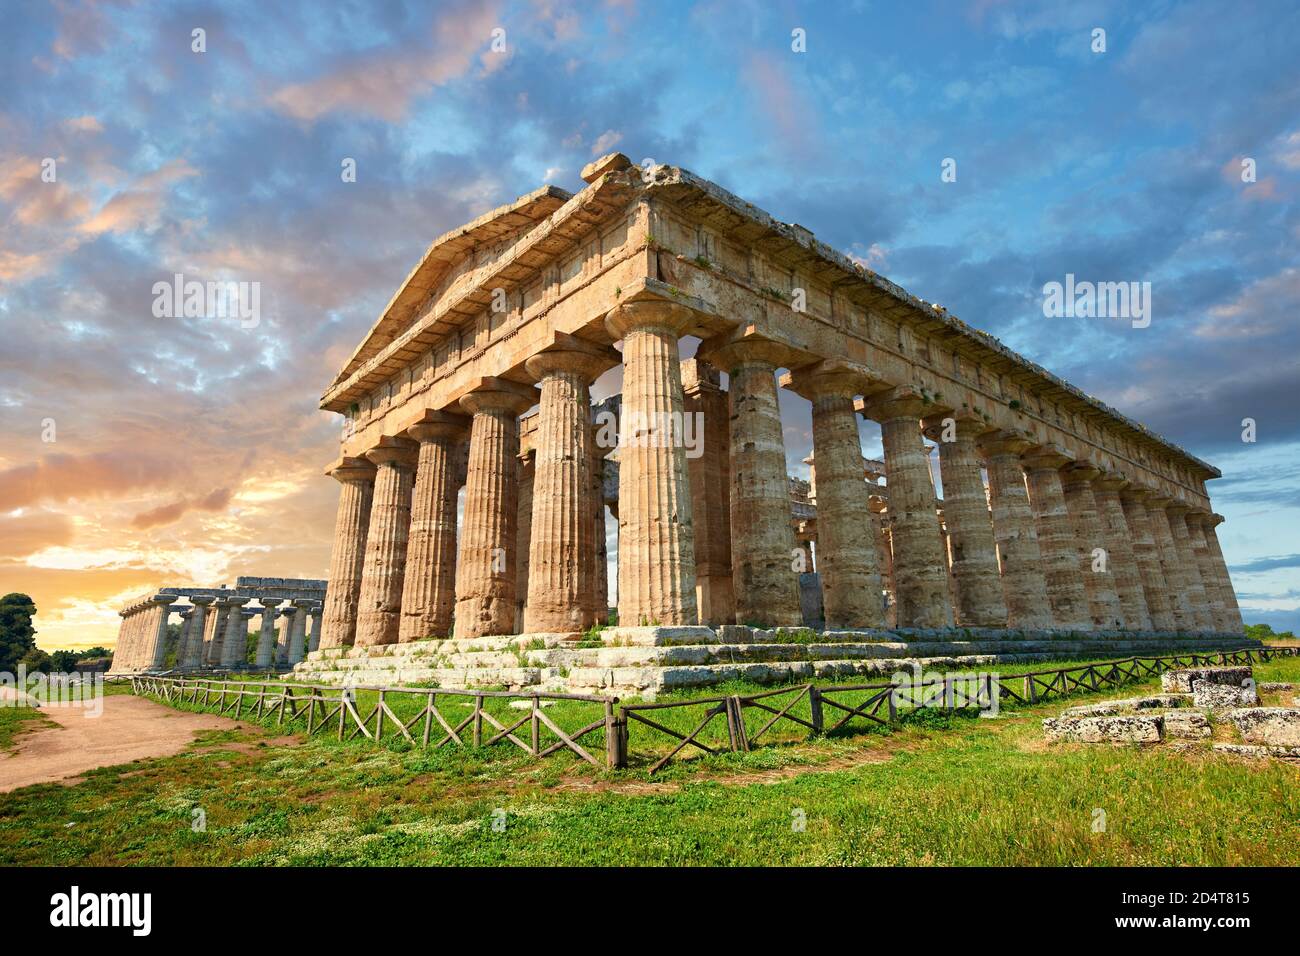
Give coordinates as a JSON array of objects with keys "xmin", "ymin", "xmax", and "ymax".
[
  {"xmin": 977, "ymin": 430, "xmax": 1052, "ymax": 628},
  {"xmin": 319, "ymin": 457, "xmax": 376, "ymax": 649},
  {"xmin": 1146, "ymin": 497, "xmax": 1195, "ymax": 631},
  {"xmin": 1090, "ymin": 475, "xmax": 1153, "ymax": 630},
  {"xmin": 181, "ymin": 596, "xmax": 213, "ymax": 670},
  {"xmin": 287, "ymin": 600, "xmax": 313, "ymax": 664},
  {"xmin": 524, "ymin": 339, "xmax": 619, "ymax": 632},
  {"xmin": 176, "ymin": 610, "xmax": 194, "ymax": 667},
  {"xmin": 1060, "ymin": 463, "xmax": 1125, "ymax": 630},
  {"xmin": 787, "ymin": 362, "xmax": 884, "ymax": 629},
  {"xmin": 861, "ymin": 386, "xmax": 952, "ymax": 628},
  {"xmin": 354, "ymin": 438, "xmax": 419, "ymax": 647},
  {"xmin": 591, "ymin": 446, "xmax": 610, "ymax": 624},
  {"xmin": 206, "ymin": 597, "xmax": 232, "ymax": 665},
  {"xmin": 923, "ymin": 411, "xmax": 1007, "ymax": 627},
  {"xmin": 455, "ymin": 378, "xmax": 537, "ymax": 638},
  {"xmin": 1119, "ymin": 488, "xmax": 1174, "ymax": 630},
  {"xmin": 219, "ymin": 596, "xmax": 251, "ymax": 668},
  {"xmin": 1165, "ymin": 503, "xmax": 1214, "ymax": 633},
  {"xmin": 1186, "ymin": 512, "xmax": 1227, "ymax": 632},
  {"xmin": 1203, "ymin": 515, "xmax": 1244, "ymax": 633},
  {"xmin": 606, "ymin": 301, "xmax": 698, "ymax": 627},
  {"xmin": 398, "ymin": 413, "xmax": 469, "ymax": 642},
  {"xmin": 1022, "ymin": 445, "xmax": 1090, "ymax": 629},
  {"xmin": 147, "ymin": 597, "xmax": 176, "ymax": 670},
  {"xmin": 515, "ymin": 450, "xmax": 534, "ymax": 632},
  {"xmin": 868, "ymin": 496, "xmax": 897, "ymax": 626},
  {"xmin": 307, "ymin": 606, "xmax": 323, "ymax": 653},
  {"xmin": 254, "ymin": 599, "xmax": 282, "ymax": 668},
  {"xmin": 683, "ymin": 358, "xmax": 734, "ymax": 626},
  {"xmin": 275, "ymin": 606, "xmax": 297, "ymax": 666}
]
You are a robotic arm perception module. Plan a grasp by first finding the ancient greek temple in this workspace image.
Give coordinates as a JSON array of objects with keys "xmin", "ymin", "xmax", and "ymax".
[
  {"xmin": 300, "ymin": 154, "xmax": 1247, "ymax": 694},
  {"xmin": 109, "ymin": 577, "xmax": 325, "ymax": 674}
]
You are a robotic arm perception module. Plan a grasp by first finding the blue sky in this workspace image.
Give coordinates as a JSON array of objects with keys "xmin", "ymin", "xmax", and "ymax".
[{"xmin": 1, "ymin": 0, "xmax": 1297, "ymax": 646}]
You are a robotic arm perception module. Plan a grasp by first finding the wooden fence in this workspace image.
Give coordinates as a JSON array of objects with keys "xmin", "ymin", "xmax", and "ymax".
[{"xmin": 133, "ymin": 645, "xmax": 1298, "ymax": 773}]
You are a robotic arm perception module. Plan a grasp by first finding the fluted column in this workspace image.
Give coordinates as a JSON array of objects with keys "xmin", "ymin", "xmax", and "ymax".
[
  {"xmin": 398, "ymin": 413, "xmax": 468, "ymax": 642},
  {"xmin": 1090, "ymin": 475, "xmax": 1153, "ymax": 630},
  {"xmin": 1119, "ymin": 488, "xmax": 1174, "ymax": 630},
  {"xmin": 924, "ymin": 412, "xmax": 1007, "ymax": 626},
  {"xmin": 455, "ymin": 379, "xmax": 537, "ymax": 638},
  {"xmin": 206, "ymin": 598, "xmax": 232, "ymax": 665},
  {"xmin": 868, "ymin": 496, "xmax": 897, "ymax": 626},
  {"xmin": 788, "ymin": 364, "xmax": 884, "ymax": 629},
  {"xmin": 1146, "ymin": 497, "xmax": 1195, "ymax": 631},
  {"xmin": 287, "ymin": 600, "xmax": 313, "ymax": 663},
  {"xmin": 176, "ymin": 610, "xmax": 194, "ymax": 667},
  {"xmin": 1186, "ymin": 512, "xmax": 1227, "ymax": 632},
  {"xmin": 219, "ymin": 596, "xmax": 251, "ymax": 668},
  {"xmin": 607, "ymin": 301, "xmax": 698, "ymax": 627},
  {"xmin": 307, "ymin": 607, "xmax": 323, "ymax": 653},
  {"xmin": 1022, "ymin": 445, "xmax": 1090, "ymax": 630},
  {"xmin": 683, "ymin": 359, "xmax": 734, "ymax": 626},
  {"xmin": 1166, "ymin": 503, "xmax": 1214, "ymax": 633},
  {"xmin": 147, "ymin": 597, "xmax": 176, "ymax": 670},
  {"xmin": 254, "ymin": 599, "xmax": 282, "ymax": 668},
  {"xmin": 1203, "ymin": 515, "xmax": 1244, "ymax": 633},
  {"xmin": 591, "ymin": 446, "xmax": 610, "ymax": 624},
  {"xmin": 1060, "ymin": 463, "xmax": 1124, "ymax": 630},
  {"xmin": 354, "ymin": 439, "xmax": 419, "ymax": 647},
  {"xmin": 976, "ymin": 431, "xmax": 1052, "ymax": 628},
  {"xmin": 861, "ymin": 386, "xmax": 952, "ymax": 628},
  {"xmin": 319, "ymin": 457, "xmax": 376, "ymax": 649},
  {"xmin": 181, "ymin": 596, "xmax": 212, "ymax": 670},
  {"xmin": 515, "ymin": 451, "xmax": 534, "ymax": 632},
  {"xmin": 524, "ymin": 342, "xmax": 618, "ymax": 632},
  {"xmin": 275, "ymin": 606, "xmax": 297, "ymax": 666}
]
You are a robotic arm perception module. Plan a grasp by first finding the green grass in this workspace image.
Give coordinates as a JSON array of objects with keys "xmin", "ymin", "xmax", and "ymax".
[
  {"xmin": 0, "ymin": 706, "xmax": 52, "ymax": 754},
  {"xmin": 1, "ymin": 654, "xmax": 1296, "ymax": 866}
]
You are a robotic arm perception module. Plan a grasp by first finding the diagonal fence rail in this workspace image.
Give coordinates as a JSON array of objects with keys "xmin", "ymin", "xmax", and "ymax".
[{"xmin": 131, "ymin": 645, "xmax": 1298, "ymax": 772}]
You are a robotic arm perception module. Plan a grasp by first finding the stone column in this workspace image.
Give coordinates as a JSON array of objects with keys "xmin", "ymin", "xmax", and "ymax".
[
  {"xmin": 683, "ymin": 358, "xmax": 734, "ymax": 627},
  {"xmin": 861, "ymin": 386, "xmax": 953, "ymax": 628},
  {"xmin": 206, "ymin": 597, "xmax": 232, "ymax": 665},
  {"xmin": 1145, "ymin": 498, "xmax": 1195, "ymax": 631},
  {"xmin": 606, "ymin": 301, "xmax": 698, "ymax": 627},
  {"xmin": 181, "ymin": 596, "xmax": 213, "ymax": 670},
  {"xmin": 591, "ymin": 448, "xmax": 610, "ymax": 624},
  {"xmin": 354, "ymin": 438, "xmax": 419, "ymax": 647},
  {"xmin": 1119, "ymin": 489, "xmax": 1174, "ymax": 631},
  {"xmin": 307, "ymin": 606, "xmax": 323, "ymax": 653},
  {"xmin": 219, "ymin": 596, "xmax": 251, "ymax": 668},
  {"xmin": 398, "ymin": 413, "xmax": 469, "ymax": 642},
  {"xmin": 275, "ymin": 606, "xmax": 297, "ymax": 666},
  {"xmin": 923, "ymin": 412, "xmax": 1007, "ymax": 627},
  {"xmin": 176, "ymin": 610, "xmax": 194, "ymax": 667},
  {"xmin": 254, "ymin": 599, "xmax": 282, "ymax": 669},
  {"xmin": 287, "ymin": 600, "xmax": 312, "ymax": 664},
  {"xmin": 319, "ymin": 457, "xmax": 376, "ymax": 649},
  {"xmin": 1186, "ymin": 512, "xmax": 1227, "ymax": 632},
  {"xmin": 1060, "ymin": 463, "xmax": 1125, "ymax": 630},
  {"xmin": 147, "ymin": 597, "xmax": 176, "ymax": 670},
  {"xmin": 788, "ymin": 363, "xmax": 884, "ymax": 629},
  {"xmin": 868, "ymin": 496, "xmax": 896, "ymax": 626},
  {"xmin": 455, "ymin": 378, "xmax": 537, "ymax": 638},
  {"xmin": 1022, "ymin": 445, "xmax": 1090, "ymax": 630},
  {"xmin": 1166, "ymin": 503, "xmax": 1214, "ymax": 633},
  {"xmin": 1203, "ymin": 515, "xmax": 1245, "ymax": 633},
  {"xmin": 524, "ymin": 340, "xmax": 618, "ymax": 632},
  {"xmin": 1091, "ymin": 475, "xmax": 1153, "ymax": 630},
  {"xmin": 515, "ymin": 450, "xmax": 534, "ymax": 632},
  {"xmin": 977, "ymin": 431, "xmax": 1053, "ymax": 628}
]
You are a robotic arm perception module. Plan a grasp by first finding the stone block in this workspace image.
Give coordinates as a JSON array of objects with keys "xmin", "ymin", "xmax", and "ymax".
[
  {"xmin": 1213, "ymin": 743, "xmax": 1300, "ymax": 759},
  {"xmin": 1192, "ymin": 679, "xmax": 1259, "ymax": 710},
  {"xmin": 1229, "ymin": 708, "xmax": 1300, "ymax": 747},
  {"xmin": 605, "ymin": 625, "xmax": 718, "ymax": 646},
  {"xmin": 1042, "ymin": 714, "xmax": 1163, "ymax": 744},
  {"xmin": 1161, "ymin": 666, "xmax": 1252, "ymax": 694},
  {"xmin": 1060, "ymin": 694, "xmax": 1186, "ymax": 717},
  {"xmin": 1259, "ymin": 682, "xmax": 1294, "ymax": 691},
  {"xmin": 1162, "ymin": 710, "xmax": 1211, "ymax": 740}
]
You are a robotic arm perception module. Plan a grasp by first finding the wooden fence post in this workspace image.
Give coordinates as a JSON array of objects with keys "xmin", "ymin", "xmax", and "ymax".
[{"xmin": 808, "ymin": 685, "xmax": 823, "ymax": 736}]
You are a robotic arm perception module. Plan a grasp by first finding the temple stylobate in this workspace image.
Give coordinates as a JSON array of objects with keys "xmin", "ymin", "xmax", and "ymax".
[{"xmin": 302, "ymin": 153, "xmax": 1250, "ymax": 696}]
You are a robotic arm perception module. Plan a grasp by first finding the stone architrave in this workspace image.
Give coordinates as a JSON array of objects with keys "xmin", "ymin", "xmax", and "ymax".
[
  {"xmin": 455, "ymin": 378, "xmax": 538, "ymax": 638},
  {"xmin": 1060, "ymin": 462, "xmax": 1125, "ymax": 630},
  {"xmin": 399, "ymin": 412, "xmax": 469, "ymax": 642},
  {"xmin": 524, "ymin": 338, "xmax": 619, "ymax": 632},
  {"xmin": 319, "ymin": 457, "xmax": 376, "ymax": 649},
  {"xmin": 606, "ymin": 300, "xmax": 699, "ymax": 627},
  {"xmin": 355, "ymin": 438, "xmax": 419, "ymax": 647},
  {"xmin": 861, "ymin": 386, "xmax": 953, "ymax": 628},
  {"xmin": 1021, "ymin": 444, "xmax": 1090, "ymax": 630}
]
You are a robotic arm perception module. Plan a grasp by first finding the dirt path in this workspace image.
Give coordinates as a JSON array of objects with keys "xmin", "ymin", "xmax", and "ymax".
[{"xmin": 0, "ymin": 696, "xmax": 243, "ymax": 793}]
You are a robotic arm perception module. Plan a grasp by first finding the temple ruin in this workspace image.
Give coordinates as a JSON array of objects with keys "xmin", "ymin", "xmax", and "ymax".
[{"xmin": 268, "ymin": 155, "xmax": 1250, "ymax": 694}]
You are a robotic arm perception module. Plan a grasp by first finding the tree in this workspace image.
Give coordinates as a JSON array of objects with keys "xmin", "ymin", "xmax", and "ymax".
[
  {"xmin": 19, "ymin": 648, "xmax": 51, "ymax": 674},
  {"xmin": 0, "ymin": 593, "xmax": 37, "ymax": 675},
  {"xmin": 50, "ymin": 650, "xmax": 79, "ymax": 673}
]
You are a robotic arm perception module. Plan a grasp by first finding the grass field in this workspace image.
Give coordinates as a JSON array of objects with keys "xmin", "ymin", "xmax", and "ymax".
[
  {"xmin": 0, "ymin": 707, "xmax": 51, "ymax": 754},
  {"xmin": 1, "ymin": 653, "xmax": 1296, "ymax": 866}
]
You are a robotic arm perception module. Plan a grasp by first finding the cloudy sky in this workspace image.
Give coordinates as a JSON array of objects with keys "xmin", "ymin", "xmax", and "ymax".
[{"xmin": 2, "ymin": 0, "xmax": 1297, "ymax": 650}]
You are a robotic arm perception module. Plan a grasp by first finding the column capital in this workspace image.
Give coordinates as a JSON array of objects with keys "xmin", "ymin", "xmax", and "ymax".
[
  {"xmin": 698, "ymin": 328, "xmax": 810, "ymax": 371},
  {"xmin": 1184, "ymin": 509, "xmax": 1213, "ymax": 527},
  {"xmin": 921, "ymin": 408, "xmax": 991, "ymax": 442},
  {"xmin": 1120, "ymin": 484, "xmax": 1154, "ymax": 502},
  {"xmin": 1146, "ymin": 495, "xmax": 1174, "ymax": 510},
  {"xmin": 524, "ymin": 335, "xmax": 619, "ymax": 384},
  {"xmin": 259, "ymin": 598, "xmax": 283, "ymax": 609},
  {"xmin": 605, "ymin": 298, "xmax": 695, "ymax": 339},
  {"xmin": 976, "ymin": 428, "xmax": 1036, "ymax": 458},
  {"xmin": 225, "ymin": 596, "xmax": 252, "ymax": 608},
  {"xmin": 279, "ymin": 604, "xmax": 299, "ymax": 617},
  {"xmin": 1092, "ymin": 471, "xmax": 1129, "ymax": 493},
  {"xmin": 405, "ymin": 410, "xmax": 470, "ymax": 444},
  {"xmin": 149, "ymin": 594, "xmax": 176, "ymax": 607},
  {"xmin": 364, "ymin": 436, "xmax": 419, "ymax": 469},
  {"xmin": 458, "ymin": 377, "xmax": 537, "ymax": 417},
  {"xmin": 1165, "ymin": 501, "xmax": 1192, "ymax": 517},
  {"xmin": 1208, "ymin": 512, "xmax": 1226, "ymax": 527},
  {"xmin": 858, "ymin": 384, "xmax": 937, "ymax": 423},
  {"xmin": 189, "ymin": 594, "xmax": 216, "ymax": 606},
  {"xmin": 328, "ymin": 455, "xmax": 377, "ymax": 484},
  {"xmin": 1020, "ymin": 443, "xmax": 1074, "ymax": 472},
  {"xmin": 1059, "ymin": 461, "xmax": 1101, "ymax": 486},
  {"xmin": 781, "ymin": 359, "xmax": 882, "ymax": 401}
]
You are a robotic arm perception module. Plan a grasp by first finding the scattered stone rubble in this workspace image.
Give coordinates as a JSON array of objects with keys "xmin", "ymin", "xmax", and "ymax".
[{"xmin": 1044, "ymin": 665, "xmax": 1300, "ymax": 758}]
